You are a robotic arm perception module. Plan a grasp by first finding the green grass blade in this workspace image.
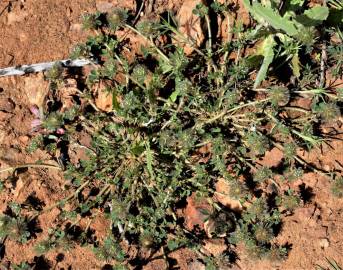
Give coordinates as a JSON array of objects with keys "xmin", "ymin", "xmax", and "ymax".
[{"xmin": 254, "ymin": 35, "xmax": 276, "ymax": 89}]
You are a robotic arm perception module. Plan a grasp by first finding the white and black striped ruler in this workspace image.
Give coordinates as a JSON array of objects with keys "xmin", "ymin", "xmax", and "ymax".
[{"xmin": 0, "ymin": 59, "xmax": 92, "ymax": 77}]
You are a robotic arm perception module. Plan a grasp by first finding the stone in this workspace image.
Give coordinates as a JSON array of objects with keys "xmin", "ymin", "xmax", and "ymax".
[
  {"xmin": 188, "ymin": 260, "xmax": 206, "ymax": 270},
  {"xmin": 319, "ymin": 238, "xmax": 330, "ymax": 249},
  {"xmin": 96, "ymin": 1, "xmax": 115, "ymax": 12},
  {"xmin": 214, "ymin": 178, "xmax": 243, "ymax": 212},
  {"xmin": 202, "ymin": 238, "xmax": 226, "ymax": 256},
  {"xmin": 94, "ymin": 82, "xmax": 113, "ymax": 112},
  {"xmin": 0, "ymin": 111, "xmax": 10, "ymax": 122},
  {"xmin": 18, "ymin": 135, "xmax": 29, "ymax": 144},
  {"xmin": 95, "ymin": 0, "xmax": 136, "ymax": 12},
  {"xmin": 7, "ymin": 10, "xmax": 29, "ymax": 25},
  {"xmin": 0, "ymin": 97, "xmax": 15, "ymax": 112},
  {"xmin": 24, "ymin": 73, "xmax": 49, "ymax": 107},
  {"xmin": 0, "ymin": 127, "xmax": 6, "ymax": 145},
  {"xmin": 70, "ymin": 23, "xmax": 83, "ymax": 32},
  {"xmin": 58, "ymin": 78, "xmax": 79, "ymax": 110}
]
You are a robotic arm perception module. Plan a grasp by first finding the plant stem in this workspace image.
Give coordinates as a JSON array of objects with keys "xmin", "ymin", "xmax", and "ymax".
[
  {"xmin": 198, "ymin": 98, "xmax": 270, "ymax": 127},
  {"xmin": 204, "ymin": 14, "xmax": 212, "ymax": 55},
  {"xmin": 294, "ymin": 89, "xmax": 337, "ymax": 99},
  {"xmin": 221, "ymin": 12, "xmax": 232, "ymax": 75},
  {"xmin": 227, "ymin": 98, "xmax": 270, "ymax": 114},
  {"xmin": 283, "ymin": 106, "xmax": 310, "ymax": 114}
]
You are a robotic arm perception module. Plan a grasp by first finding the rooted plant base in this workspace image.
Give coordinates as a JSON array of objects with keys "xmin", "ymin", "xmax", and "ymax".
[
  {"xmin": 0, "ymin": 75, "xmax": 342, "ymax": 270},
  {"xmin": 0, "ymin": 0, "xmax": 343, "ymax": 269}
]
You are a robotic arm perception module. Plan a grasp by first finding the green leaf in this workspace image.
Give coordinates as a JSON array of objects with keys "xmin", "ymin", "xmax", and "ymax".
[
  {"xmin": 131, "ymin": 142, "xmax": 145, "ymax": 156},
  {"xmin": 304, "ymin": 6, "xmax": 329, "ymax": 21},
  {"xmin": 169, "ymin": 89, "xmax": 180, "ymax": 103},
  {"xmin": 243, "ymin": 0, "xmax": 298, "ymax": 36},
  {"xmin": 145, "ymin": 141, "xmax": 155, "ymax": 178},
  {"xmin": 112, "ymin": 89, "xmax": 120, "ymax": 111},
  {"xmin": 296, "ymin": 6, "xmax": 329, "ymax": 26},
  {"xmin": 291, "ymin": 52, "xmax": 301, "ymax": 78},
  {"xmin": 254, "ymin": 35, "xmax": 276, "ymax": 88},
  {"xmin": 167, "ymin": 240, "xmax": 179, "ymax": 250},
  {"xmin": 113, "ymin": 265, "xmax": 129, "ymax": 270}
]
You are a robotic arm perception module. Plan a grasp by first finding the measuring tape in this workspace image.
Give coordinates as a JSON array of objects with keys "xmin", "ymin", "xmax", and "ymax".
[{"xmin": 0, "ymin": 59, "xmax": 92, "ymax": 77}]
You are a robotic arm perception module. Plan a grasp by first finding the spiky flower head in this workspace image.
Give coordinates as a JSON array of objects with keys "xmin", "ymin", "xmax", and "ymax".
[
  {"xmin": 316, "ymin": 102, "xmax": 341, "ymax": 121},
  {"xmin": 253, "ymin": 223, "xmax": 274, "ymax": 243},
  {"xmin": 245, "ymin": 132, "xmax": 270, "ymax": 156},
  {"xmin": 276, "ymin": 191, "xmax": 300, "ymax": 211},
  {"xmin": 139, "ymin": 231, "xmax": 155, "ymax": 248},
  {"xmin": 283, "ymin": 142, "xmax": 297, "ymax": 161},
  {"xmin": 106, "ymin": 9, "xmax": 128, "ymax": 30},
  {"xmin": 268, "ymin": 87, "xmax": 290, "ymax": 106}
]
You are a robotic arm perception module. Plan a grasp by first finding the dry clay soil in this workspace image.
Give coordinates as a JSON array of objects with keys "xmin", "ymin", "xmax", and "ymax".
[{"xmin": 0, "ymin": 0, "xmax": 343, "ymax": 269}]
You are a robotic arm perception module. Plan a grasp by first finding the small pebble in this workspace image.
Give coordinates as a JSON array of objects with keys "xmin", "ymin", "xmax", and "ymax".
[
  {"xmin": 19, "ymin": 32, "xmax": 28, "ymax": 42},
  {"xmin": 18, "ymin": 135, "xmax": 29, "ymax": 144},
  {"xmin": 95, "ymin": 1, "xmax": 115, "ymax": 12},
  {"xmin": 319, "ymin": 238, "xmax": 330, "ymax": 249},
  {"xmin": 188, "ymin": 260, "xmax": 206, "ymax": 270},
  {"xmin": 323, "ymin": 165, "xmax": 331, "ymax": 172},
  {"xmin": 70, "ymin": 23, "xmax": 82, "ymax": 32}
]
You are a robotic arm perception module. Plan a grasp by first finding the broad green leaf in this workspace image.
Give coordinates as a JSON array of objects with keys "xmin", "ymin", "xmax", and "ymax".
[
  {"xmin": 244, "ymin": 55, "xmax": 264, "ymax": 69},
  {"xmin": 337, "ymin": 88, "xmax": 343, "ymax": 100},
  {"xmin": 243, "ymin": 0, "xmax": 298, "ymax": 36},
  {"xmin": 254, "ymin": 35, "xmax": 276, "ymax": 88},
  {"xmin": 304, "ymin": 6, "xmax": 329, "ymax": 21},
  {"xmin": 296, "ymin": 6, "xmax": 329, "ymax": 26}
]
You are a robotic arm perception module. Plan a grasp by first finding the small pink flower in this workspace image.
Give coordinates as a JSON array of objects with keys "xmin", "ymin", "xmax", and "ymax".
[
  {"xmin": 30, "ymin": 106, "xmax": 40, "ymax": 118},
  {"xmin": 31, "ymin": 119, "xmax": 42, "ymax": 129},
  {"xmin": 56, "ymin": 128, "xmax": 65, "ymax": 135},
  {"xmin": 30, "ymin": 106, "xmax": 44, "ymax": 132}
]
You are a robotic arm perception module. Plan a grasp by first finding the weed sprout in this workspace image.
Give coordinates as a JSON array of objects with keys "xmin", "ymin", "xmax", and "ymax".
[{"xmin": 18, "ymin": 2, "xmax": 343, "ymax": 266}]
